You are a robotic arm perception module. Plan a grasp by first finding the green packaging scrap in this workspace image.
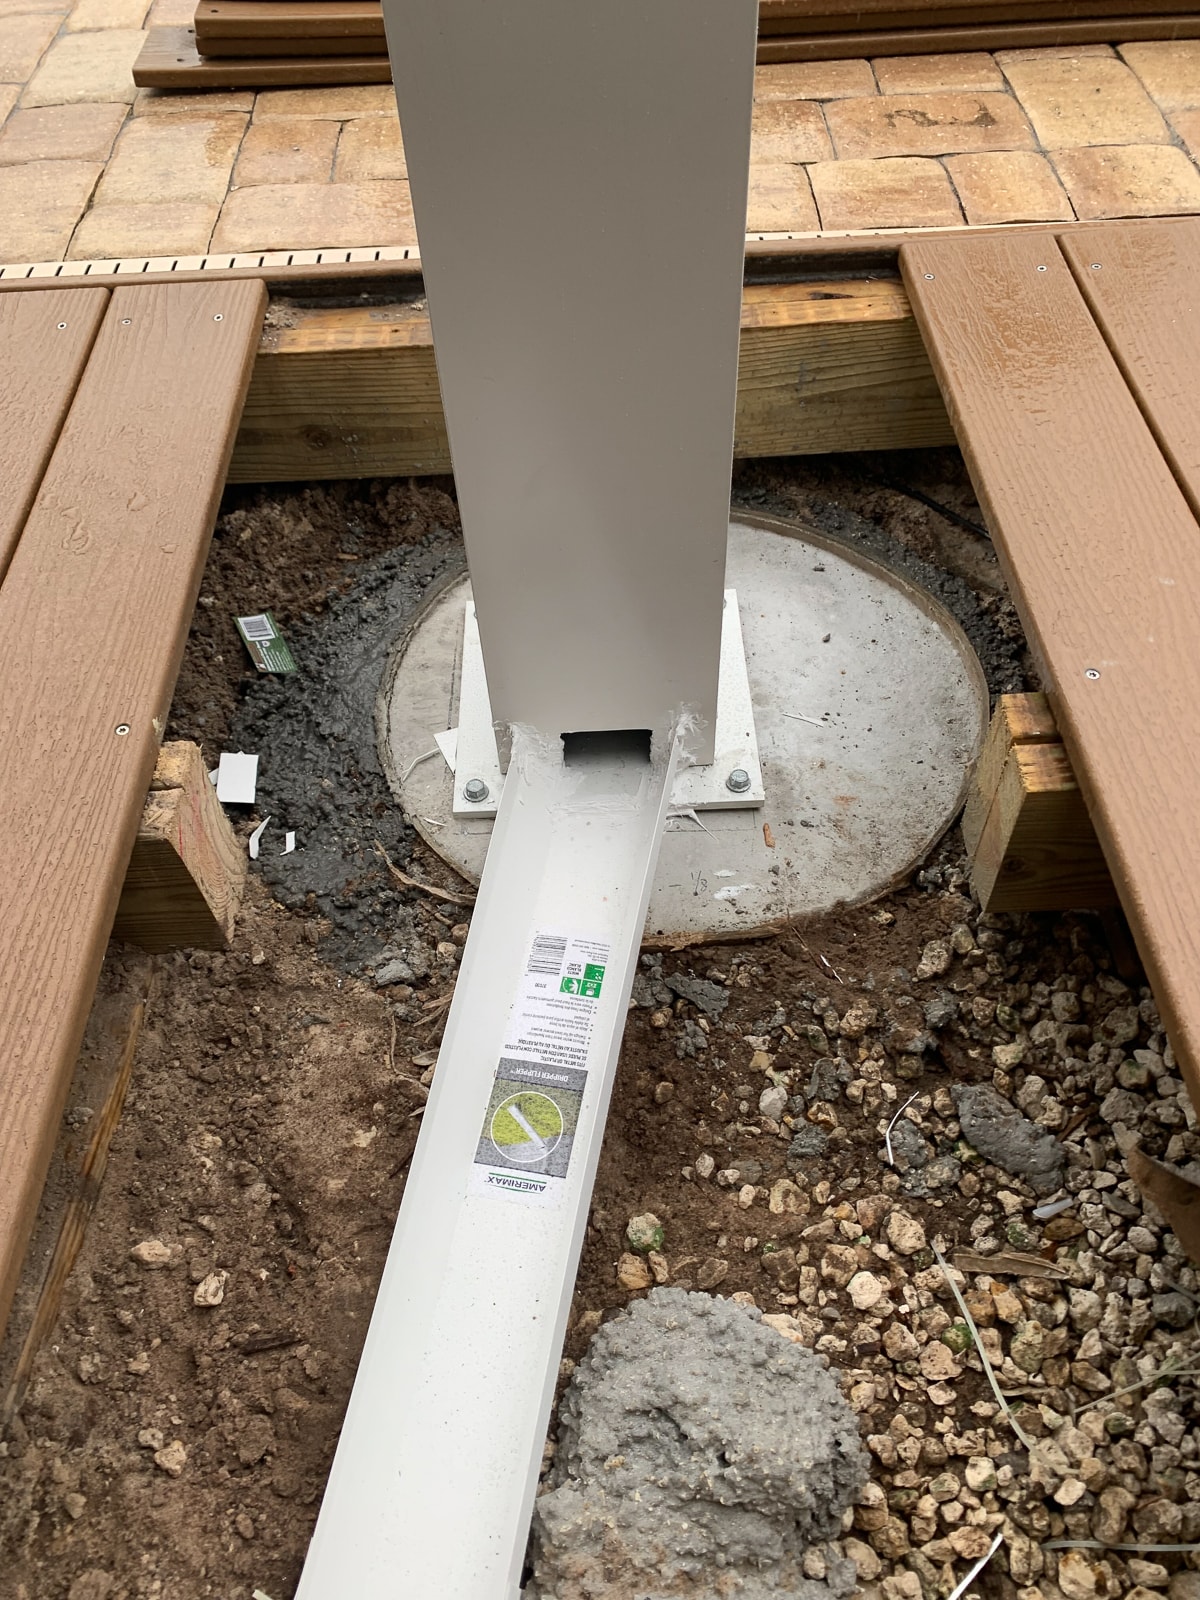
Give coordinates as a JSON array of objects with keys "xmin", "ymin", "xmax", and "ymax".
[{"xmin": 235, "ymin": 611, "xmax": 297, "ymax": 674}]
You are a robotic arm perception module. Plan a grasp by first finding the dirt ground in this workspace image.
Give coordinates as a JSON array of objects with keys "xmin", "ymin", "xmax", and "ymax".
[{"xmin": 1, "ymin": 455, "xmax": 1195, "ymax": 1600}]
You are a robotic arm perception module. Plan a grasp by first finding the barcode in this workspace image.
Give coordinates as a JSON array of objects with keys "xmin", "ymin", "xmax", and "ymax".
[
  {"xmin": 239, "ymin": 613, "xmax": 275, "ymax": 642},
  {"xmin": 526, "ymin": 935, "xmax": 567, "ymax": 976}
]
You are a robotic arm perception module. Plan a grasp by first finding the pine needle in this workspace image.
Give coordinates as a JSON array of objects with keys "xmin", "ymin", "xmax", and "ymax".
[{"xmin": 932, "ymin": 1245, "xmax": 1037, "ymax": 1451}]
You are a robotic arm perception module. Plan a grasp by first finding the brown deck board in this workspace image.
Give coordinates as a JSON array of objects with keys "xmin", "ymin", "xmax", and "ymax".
[
  {"xmin": 1061, "ymin": 222, "xmax": 1200, "ymax": 528},
  {"xmin": 195, "ymin": 0, "xmax": 382, "ymax": 38},
  {"xmin": 134, "ymin": 24, "xmax": 390, "ymax": 85},
  {"xmin": 901, "ymin": 231, "xmax": 1200, "ymax": 1099},
  {"xmin": 758, "ymin": 17, "xmax": 1200, "ymax": 58},
  {"xmin": 0, "ymin": 289, "xmax": 107, "ymax": 587},
  {"xmin": 0, "ymin": 278, "xmax": 266, "ymax": 1339},
  {"xmin": 758, "ymin": 0, "xmax": 1200, "ymax": 33}
]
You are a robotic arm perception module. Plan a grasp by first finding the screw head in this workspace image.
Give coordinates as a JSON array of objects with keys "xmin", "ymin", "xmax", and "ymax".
[
  {"xmin": 1085, "ymin": 668, "xmax": 1101, "ymax": 681},
  {"xmin": 923, "ymin": 273, "xmax": 935, "ymax": 281},
  {"xmin": 115, "ymin": 723, "xmax": 131, "ymax": 736},
  {"xmin": 726, "ymin": 767, "xmax": 751, "ymax": 794},
  {"xmin": 1037, "ymin": 264, "xmax": 1048, "ymax": 272},
  {"xmin": 213, "ymin": 313, "xmax": 223, "ymax": 322},
  {"xmin": 462, "ymin": 777, "xmax": 489, "ymax": 803},
  {"xmin": 56, "ymin": 321, "xmax": 67, "ymax": 330},
  {"xmin": 1090, "ymin": 262, "xmax": 1103, "ymax": 270}
]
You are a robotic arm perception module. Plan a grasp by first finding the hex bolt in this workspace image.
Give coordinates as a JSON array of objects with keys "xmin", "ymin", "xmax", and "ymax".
[
  {"xmin": 463, "ymin": 777, "xmax": 490, "ymax": 803},
  {"xmin": 726, "ymin": 768, "xmax": 751, "ymax": 794}
]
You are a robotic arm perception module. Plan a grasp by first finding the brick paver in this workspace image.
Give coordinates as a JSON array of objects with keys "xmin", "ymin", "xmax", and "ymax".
[
  {"xmin": 872, "ymin": 53, "xmax": 1004, "ymax": 96},
  {"xmin": 234, "ymin": 115, "xmax": 337, "ymax": 186},
  {"xmin": 1, "ymin": 31, "xmax": 1200, "ymax": 266},
  {"xmin": 944, "ymin": 150, "xmax": 1072, "ymax": 226},
  {"xmin": 808, "ymin": 156, "xmax": 963, "ymax": 231},
  {"xmin": 64, "ymin": 0, "xmax": 149, "ymax": 31},
  {"xmin": 1118, "ymin": 41, "xmax": 1200, "ymax": 114},
  {"xmin": 999, "ymin": 54, "xmax": 1170, "ymax": 149},
  {"xmin": 1052, "ymin": 143, "xmax": 1200, "ymax": 218},
  {"xmin": 825, "ymin": 91, "xmax": 1034, "ymax": 160}
]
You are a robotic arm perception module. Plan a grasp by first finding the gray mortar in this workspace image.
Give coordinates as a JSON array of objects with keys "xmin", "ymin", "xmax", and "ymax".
[
  {"xmin": 953, "ymin": 1081, "xmax": 1066, "ymax": 1196},
  {"xmin": 528, "ymin": 1288, "xmax": 867, "ymax": 1600},
  {"xmin": 231, "ymin": 535, "xmax": 464, "ymax": 972},
  {"xmin": 732, "ymin": 487, "xmax": 1026, "ymax": 697}
]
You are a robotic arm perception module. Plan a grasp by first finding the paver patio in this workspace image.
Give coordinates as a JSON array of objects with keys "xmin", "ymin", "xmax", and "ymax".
[{"xmin": 1, "ymin": 17, "xmax": 1200, "ymax": 263}]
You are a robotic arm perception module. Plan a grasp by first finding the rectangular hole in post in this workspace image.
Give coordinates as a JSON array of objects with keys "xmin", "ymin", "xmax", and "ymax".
[{"xmin": 561, "ymin": 730, "xmax": 652, "ymax": 768}]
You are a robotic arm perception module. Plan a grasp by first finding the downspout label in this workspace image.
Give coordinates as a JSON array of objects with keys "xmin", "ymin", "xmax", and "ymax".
[{"xmin": 471, "ymin": 930, "xmax": 610, "ymax": 1204}]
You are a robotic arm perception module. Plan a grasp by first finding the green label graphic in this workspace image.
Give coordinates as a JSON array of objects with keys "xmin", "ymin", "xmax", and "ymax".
[
  {"xmin": 474, "ymin": 1058, "xmax": 585, "ymax": 1181},
  {"xmin": 560, "ymin": 962, "xmax": 604, "ymax": 998}
]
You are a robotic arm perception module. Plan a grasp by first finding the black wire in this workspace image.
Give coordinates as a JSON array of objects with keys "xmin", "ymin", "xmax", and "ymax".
[{"xmin": 878, "ymin": 477, "xmax": 992, "ymax": 542}]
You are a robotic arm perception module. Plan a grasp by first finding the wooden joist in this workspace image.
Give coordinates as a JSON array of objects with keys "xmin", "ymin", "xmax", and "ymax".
[
  {"xmin": 114, "ymin": 740, "xmax": 247, "ymax": 951},
  {"xmin": 229, "ymin": 277, "xmax": 954, "ymax": 482},
  {"xmin": 0, "ymin": 278, "xmax": 266, "ymax": 1342},
  {"xmin": 962, "ymin": 693, "xmax": 1116, "ymax": 912}
]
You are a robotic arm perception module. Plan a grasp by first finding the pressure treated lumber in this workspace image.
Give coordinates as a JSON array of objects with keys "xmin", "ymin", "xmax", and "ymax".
[
  {"xmin": 962, "ymin": 693, "xmax": 1114, "ymax": 912},
  {"xmin": 134, "ymin": 25, "xmax": 390, "ymax": 85},
  {"xmin": 1061, "ymin": 221, "xmax": 1200, "ymax": 526},
  {"xmin": 112, "ymin": 740, "xmax": 246, "ymax": 951},
  {"xmin": 0, "ymin": 289, "xmax": 107, "ymax": 585},
  {"xmin": 229, "ymin": 278, "xmax": 953, "ymax": 483},
  {"xmin": 902, "ymin": 232, "xmax": 1200, "ymax": 1098},
  {"xmin": 0, "ymin": 277, "xmax": 266, "ymax": 1342}
]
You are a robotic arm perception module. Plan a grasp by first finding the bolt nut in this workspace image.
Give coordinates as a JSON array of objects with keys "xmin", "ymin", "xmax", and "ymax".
[
  {"xmin": 463, "ymin": 778, "xmax": 490, "ymax": 803},
  {"xmin": 726, "ymin": 768, "xmax": 751, "ymax": 794}
]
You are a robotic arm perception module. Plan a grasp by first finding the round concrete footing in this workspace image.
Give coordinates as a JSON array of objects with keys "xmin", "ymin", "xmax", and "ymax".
[{"xmin": 378, "ymin": 514, "xmax": 988, "ymax": 942}]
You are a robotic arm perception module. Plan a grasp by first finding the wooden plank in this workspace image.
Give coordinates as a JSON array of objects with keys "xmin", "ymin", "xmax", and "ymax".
[
  {"xmin": 229, "ymin": 278, "xmax": 952, "ymax": 482},
  {"xmin": 133, "ymin": 24, "xmax": 390, "ymax": 86},
  {"xmin": 199, "ymin": 31, "xmax": 387, "ymax": 54},
  {"xmin": 902, "ymin": 231, "xmax": 1200, "ymax": 1098},
  {"xmin": 961, "ymin": 690, "xmax": 1059, "ymax": 855},
  {"xmin": 0, "ymin": 289, "xmax": 107, "ymax": 586},
  {"xmin": 195, "ymin": 0, "xmax": 382, "ymax": 38},
  {"xmin": 758, "ymin": 17, "xmax": 1200, "ymax": 58},
  {"xmin": 1061, "ymin": 221, "xmax": 1200, "ymax": 526},
  {"xmin": 757, "ymin": 0, "xmax": 1200, "ymax": 34},
  {"xmin": 112, "ymin": 740, "xmax": 247, "ymax": 950},
  {"xmin": 0, "ymin": 968, "xmax": 152, "ymax": 1416},
  {"xmin": 0, "ymin": 277, "xmax": 266, "ymax": 1341},
  {"xmin": 972, "ymin": 742, "xmax": 1118, "ymax": 912}
]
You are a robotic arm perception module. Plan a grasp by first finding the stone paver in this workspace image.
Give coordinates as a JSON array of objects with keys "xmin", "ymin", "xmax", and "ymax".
[
  {"xmin": 993, "ymin": 45, "xmax": 1115, "ymax": 64},
  {"xmin": 0, "ymin": 0, "xmax": 68, "ymax": 13},
  {"xmin": 0, "ymin": 83, "xmax": 18, "ymax": 124},
  {"xmin": 134, "ymin": 88, "xmax": 253, "ymax": 115},
  {"xmin": 335, "ymin": 114, "xmax": 405, "ymax": 181},
  {"xmin": 808, "ymin": 156, "xmax": 962, "ymax": 231},
  {"xmin": 234, "ymin": 116, "xmax": 336, "ymax": 185},
  {"xmin": 753, "ymin": 59, "xmax": 875, "ymax": 102},
  {"xmin": 252, "ymin": 86, "xmax": 396, "ymax": 120},
  {"xmin": 0, "ymin": 100, "xmax": 125, "ymax": 164},
  {"xmin": 873, "ymin": 53, "xmax": 1004, "ymax": 96},
  {"xmin": 145, "ymin": 0, "xmax": 193, "ymax": 22},
  {"xmin": 1118, "ymin": 41, "xmax": 1200, "ymax": 114},
  {"xmin": 94, "ymin": 112, "xmax": 245, "ymax": 205},
  {"xmin": 22, "ymin": 29, "xmax": 143, "ymax": 105},
  {"xmin": 211, "ymin": 178, "xmax": 416, "ymax": 252},
  {"xmin": 1171, "ymin": 107, "xmax": 1200, "ymax": 162},
  {"xmin": 746, "ymin": 161, "xmax": 817, "ymax": 232},
  {"xmin": 68, "ymin": 198, "xmax": 217, "ymax": 257},
  {"xmin": 825, "ymin": 91, "xmax": 1034, "ymax": 160},
  {"xmin": 65, "ymin": 0, "xmax": 149, "ymax": 30},
  {"xmin": 750, "ymin": 100, "xmax": 832, "ymax": 164},
  {"xmin": 1052, "ymin": 142, "xmax": 1200, "ymax": 218},
  {"xmin": 944, "ymin": 150, "xmax": 1073, "ymax": 225},
  {"xmin": 0, "ymin": 13, "xmax": 58, "ymax": 81},
  {"xmin": 1001, "ymin": 55, "xmax": 1169, "ymax": 148},
  {"xmin": 0, "ymin": 157, "xmax": 98, "ymax": 260}
]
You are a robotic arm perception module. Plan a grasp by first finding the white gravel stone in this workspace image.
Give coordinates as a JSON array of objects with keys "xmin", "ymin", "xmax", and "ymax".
[
  {"xmin": 848, "ymin": 1271, "xmax": 886, "ymax": 1311},
  {"xmin": 885, "ymin": 1211, "xmax": 926, "ymax": 1256},
  {"xmin": 129, "ymin": 1239, "xmax": 172, "ymax": 1269},
  {"xmin": 193, "ymin": 1270, "xmax": 227, "ymax": 1307}
]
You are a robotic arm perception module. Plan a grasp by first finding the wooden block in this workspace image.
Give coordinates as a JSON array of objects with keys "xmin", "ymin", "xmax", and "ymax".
[
  {"xmin": 229, "ymin": 278, "xmax": 954, "ymax": 483},
  {"xmin": 112, "ymin": 740, "xmax": 246, "ymax": 951},
  {"xmin": 961, "ymin": 690, "xmax": 1059, "ymax": 855}
]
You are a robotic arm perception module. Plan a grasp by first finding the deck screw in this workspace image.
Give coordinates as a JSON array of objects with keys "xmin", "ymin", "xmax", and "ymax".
[
  {"xmin": 115, "ymin": 723, "xmax": 131, "ymax": 736},
  {"xmin": 120, "ymin": 318, "xmax": 131, "ymax": 325},
  {"xmin": 923, "ymin": 273, "xmax": 935, "ymax": 281},
  {"xmin": 1090, "ymin": 262, "xmax": 1103, "ymax": 270},
  {"xmin": 56, "ymin": 321, "xmax": 67, "ymax": 329},
  {"xmin": 1037, "ymin": 265, "xmax": 1047, "ymax": 272},
  {"xmin": 463, "ymin": 777, "xmax": 489, "ymax": 803},
  {"xmin": 726, "ymin": 768, "xmax": 751, "ymax": 794},
  {"xmin": 213, "ymin": 313, "xmax": 223, "ymax": 321},
  {"xmin": 1085, "ymin": 668, "xmax": 1101, "ymax": 681}
]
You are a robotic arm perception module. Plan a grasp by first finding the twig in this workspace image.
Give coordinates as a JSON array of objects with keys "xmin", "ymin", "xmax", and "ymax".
[
  {"xmin": 948, "ymin": 1529, "xmax": 1004, "ymax": 1600},
  {"xmin": 375, "ymin": 841, "xmax": 476, "ymax": 907},
  {"xmin": 388, "ymin": 1014, "xmax": 396, "ymax": 1077},
  {"xmin": 932, "ymin": 1245, "xmax": 1037, "ymax": 1452},
  {"xmin": 1045, "ymin": 1540, "xmax": 1200, "ymax": 1553},
  {"xmin": 1072, "ymin": 1356, "xmax": 1200, "ymax": 1417},
  {"xmin": 884, "ymin": 1092, "xmax": 920, "ymax": 1166}
]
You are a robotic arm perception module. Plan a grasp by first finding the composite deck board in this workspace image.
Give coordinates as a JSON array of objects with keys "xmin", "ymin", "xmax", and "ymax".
[
  {"xmin": 902, "ymin": 232, "xmax": 1200, "ymax": 1099},
  {"xmin": 0, "ymin": 289, "xmax": 107, "ymax": 585},
  {"xmin": 759, "ymin": 17, "xmax": 1200, "ymax": 58},
  {"xmin": 758, "ymin": 0, "xmax": 1200, "ymax": 32},
  {"xmin": 195, "ymin": 0, "xmax": 383, "ymax": 38},
  {"xmin": 135, "ymin": 25, "xmax": 390, "ymax": 84},
  {"xmin": 1060, "ymin": 222, "xmax": 1200, "ymax": 527},
  {"xmin": 0, "ymin": 278, "xmax": 266, "ymax": 1338}
]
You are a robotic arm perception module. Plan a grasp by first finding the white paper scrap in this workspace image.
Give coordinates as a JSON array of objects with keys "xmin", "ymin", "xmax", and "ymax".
[
  {"xmin": 282, "ymin": 831, "xmax": 296, "ymax": 855},
  {"xmin": 208, "ymin": 767, "xmax": 219, "ymax": 786},
  {"xmin": 216, "ymin": 751, "xmax": 258, "ymax": 805},
  {"xmin": 434, "ymin": 727, "xmax": 459, "ymax": 773},
  {"xmin": 248, "ymin": 817, "xmax": 271, "ymax": 860}
]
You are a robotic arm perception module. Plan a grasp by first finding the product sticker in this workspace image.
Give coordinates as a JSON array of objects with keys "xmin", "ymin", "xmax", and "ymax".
[
  {"xmin": 235, "ymin": 612, "xmax": 297, "ymax": 675},
  {"xmin": 471, "ymin": 931, "xmax": 611, "ymax": 1205}
]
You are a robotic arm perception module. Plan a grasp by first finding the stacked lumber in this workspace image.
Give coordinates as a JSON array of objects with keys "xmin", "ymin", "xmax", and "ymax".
[{"xmin": 133, "ymin": 0, "xmax": 1200, "ymax": 90}]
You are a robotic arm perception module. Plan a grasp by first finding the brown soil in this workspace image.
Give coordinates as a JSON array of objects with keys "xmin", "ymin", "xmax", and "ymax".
[{"xmin": 0, "ymin": 456, "xmax": 1131, "ymax": 1600}]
